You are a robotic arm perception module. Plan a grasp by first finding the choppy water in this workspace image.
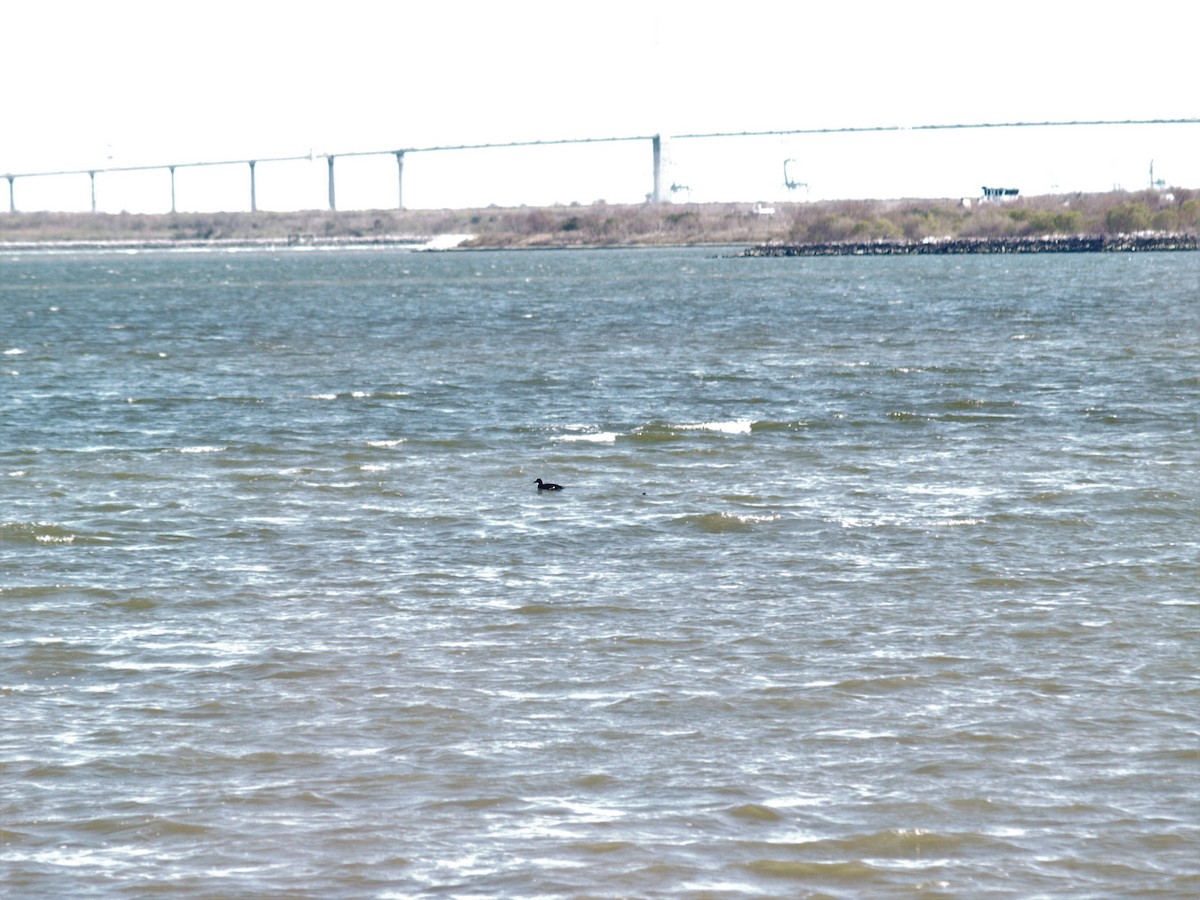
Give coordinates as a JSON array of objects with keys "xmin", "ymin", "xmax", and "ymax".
[{"xmin": 2, "ymin": 246, "xmax": 1197, "ymax": 898}]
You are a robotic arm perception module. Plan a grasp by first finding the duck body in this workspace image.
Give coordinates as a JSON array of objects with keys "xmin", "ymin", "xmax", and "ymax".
[{"xmin": 535, "ymin": 478, "xmax": 564, "ymax": 491}]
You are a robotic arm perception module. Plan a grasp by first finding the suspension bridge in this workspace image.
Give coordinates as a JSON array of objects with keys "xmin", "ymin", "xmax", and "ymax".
[{"xmin": 4, "ymin": 118, "xmax": 1197, "ymax": 214}]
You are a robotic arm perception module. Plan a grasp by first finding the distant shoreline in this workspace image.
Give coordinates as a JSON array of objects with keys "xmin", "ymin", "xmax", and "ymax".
[
  {"xmin": 4, "ymin": 232, "xmax": 1196, "ymax": 257},
  {"xmin": 2, "ymin": 190, "xmax": 1197, "ymax": 251}
]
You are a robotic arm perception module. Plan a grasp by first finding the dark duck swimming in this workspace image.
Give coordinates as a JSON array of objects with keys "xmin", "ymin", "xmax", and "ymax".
[{"xmin": 535, "ymin": 478, "xmax": 564, "ymax": 491}]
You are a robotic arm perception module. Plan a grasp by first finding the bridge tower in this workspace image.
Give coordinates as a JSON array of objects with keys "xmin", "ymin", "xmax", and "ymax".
[
  {"xmin": 395, "ymin": 151, "xmax": 405, "ymax": 209},
  {"xmin": 651, "ymin": 135, "xmax": 663, "ymax": 203}
]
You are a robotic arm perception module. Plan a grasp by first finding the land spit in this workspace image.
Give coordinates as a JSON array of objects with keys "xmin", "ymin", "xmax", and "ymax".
[
  {"xmin": 1, "ymin": 191, "xmax": 1197, "ymax": 251},
  {"xmin": 739, "ymin": 233, "xmax": 1198, "ymax": 256}
]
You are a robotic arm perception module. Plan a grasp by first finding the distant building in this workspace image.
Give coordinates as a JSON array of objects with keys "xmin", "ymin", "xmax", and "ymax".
[{"xmin": 981, "ymin": 186, "xmax": 1019, "ymax": 203}]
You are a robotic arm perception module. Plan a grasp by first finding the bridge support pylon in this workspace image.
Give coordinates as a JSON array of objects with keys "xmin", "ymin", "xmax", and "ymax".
[
  {"xmin": 395, "ymin": 151, "xmax": 405, "ymax": 210},
  {"xmin": 651, "ymin": 135, "xmax": 663, "ymax": 203}
]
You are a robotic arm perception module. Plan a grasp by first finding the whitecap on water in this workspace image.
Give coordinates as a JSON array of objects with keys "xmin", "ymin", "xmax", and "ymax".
[
  {"xmin": 554, "ymin": 431, "xmax": 619, "ymax": 443},
  {"xmin": 36, "ymin": 533, "xmax": 75, "ymax": 544}
]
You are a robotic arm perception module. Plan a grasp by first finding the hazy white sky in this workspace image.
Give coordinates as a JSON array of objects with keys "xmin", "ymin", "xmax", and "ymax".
[{"xmin": 4, "ymin": 0, "xmax": 1197, "ymax": 211}]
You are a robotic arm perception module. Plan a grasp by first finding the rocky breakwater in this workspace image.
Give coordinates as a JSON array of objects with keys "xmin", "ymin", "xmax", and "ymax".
[{"xmin": 739, "ymin": 233, "xmax": 1198, "ymax": 257}]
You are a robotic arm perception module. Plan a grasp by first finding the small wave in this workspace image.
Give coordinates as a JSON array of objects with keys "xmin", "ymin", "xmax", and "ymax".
[
  {"xmin": 554, "ymin": 431, "xmax": 620, "ymax": 443},
  {"xmin": 3, "ymin": 348, "xmax": 25, "ymax": 355},
  {"xmin": 675, "ymin": 511, "xmax": 780, "ymax": 533},
  {"xmin": 78, "ymin": 814, "xmax": 213, "ymax": 839},
  {"xmin": 727, "ymin": 803, "xmax": 785, "ymax": 822},
  {"xmin": 367, "ymin": 439, "xmax": 405, "ymax": 448},
  {"xmin": 748, "ymin": 418, "xmax": 808, "ymax": 433},
  {"xmin": 103, "ymin": 595, "xmax": 159, "ymax": 611},
  {"xmin": 35, "ymin": 533, "xmax": 75, "ymax": 544},
  {"xmin": 742, "ymin": 858, "xmax": 884, "ymax": 881},
  {"xmin": 631, "ymin": 418, "xmax": 755, "ymax": 441},
  {"xmin": 516, "ymin": 603, "xmax": 557, "ymax": 615},
  {"xmin": 683, "ymin": 418, "xmax": 753, "ymax": 434},
  {"xmin": 426, "ymin": 795, "xmax": 514, "ymax": 811},
  {"xmin": 1, "ymin": 521, "xmax": 81, "ymax": 545},
  {"xmin": 938, "ymin": 398, "xmax": 1020, "ymax": 423},
  {"xmin": 571, "ymin": 840, "xmax": 635, "ymax": 854},
  {"xmin": 803, "ymin": 827, "xmax": 1013, "ymax": 856},
  {"xmin": 306, "ymin": 389, "xmax": 410, "ymax": 403},
  {"xmin": 178, "ymin": 445, "xmax": 225, "ymax": 454},
  {"xmin": 942, "ymin": 398, "xmax": 1019, "ymax": 411}
]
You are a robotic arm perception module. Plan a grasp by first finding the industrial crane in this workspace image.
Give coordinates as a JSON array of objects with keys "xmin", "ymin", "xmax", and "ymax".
[{"xmin": 783, "ymin": 159, "xmax": 808, "ymax": 193}]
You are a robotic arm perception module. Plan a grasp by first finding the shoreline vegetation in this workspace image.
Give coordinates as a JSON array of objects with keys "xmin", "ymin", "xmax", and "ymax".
[{"xmin": 1, "ymin": 188, "xmax": 1196, "ymax": 253}]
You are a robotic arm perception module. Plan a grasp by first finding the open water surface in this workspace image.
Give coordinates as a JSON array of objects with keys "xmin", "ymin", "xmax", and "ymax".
[{"xmin": 2, "ymin": 246, "xmax": 1198, "ymax": 897}]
